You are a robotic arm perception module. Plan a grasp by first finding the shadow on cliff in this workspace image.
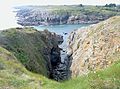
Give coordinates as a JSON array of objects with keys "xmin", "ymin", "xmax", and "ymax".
[{"xmin": 67, "ymin": 54, "xmax": 73, "ymax": 78}]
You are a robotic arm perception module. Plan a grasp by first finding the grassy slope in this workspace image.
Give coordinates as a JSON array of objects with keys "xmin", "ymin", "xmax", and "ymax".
[
  {"xmin": 0, "ymin": 46, "xmax": 42, "ymax": 89},
  {"xmin": 52, "ymin": 61, "xmax": 120, "ymax": 89},
  {"xmin": 0, "ymin": 27, "xmax": 49, "ymax": 76},
  {"xmin": 24, "ymin": 5, "xmax": 120, "ymax": 17},
  {"xmin": 52, "ymin": 5, "xmax": 120, "ymax": 15},
  {"xmin": 0, "ymin": 46, "xmax": 58, "ymax": 89},
  {"xmin": 1, "ymin": 46, "xmax": 120, "ymax": 89}
]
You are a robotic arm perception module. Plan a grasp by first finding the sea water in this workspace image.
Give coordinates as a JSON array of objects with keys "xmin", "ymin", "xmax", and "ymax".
[{"xmin": 34, "ymin": 24, "xmax": 90, "ymax": 62}]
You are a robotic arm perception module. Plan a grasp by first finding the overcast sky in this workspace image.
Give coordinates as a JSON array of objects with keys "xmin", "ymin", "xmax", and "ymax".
[
  {"xmin": 1, "ymin": 0, "xmax": 120, "ymax": 6},
  {"xmin": 0, "ymin": 0, "xmax": 119, "ymax": 30}
]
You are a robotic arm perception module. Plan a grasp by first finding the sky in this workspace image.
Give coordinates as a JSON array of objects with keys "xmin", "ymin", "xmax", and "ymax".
[{"xmin": 0, "ymin": 0, "xmax": 120, "ymax": 30}]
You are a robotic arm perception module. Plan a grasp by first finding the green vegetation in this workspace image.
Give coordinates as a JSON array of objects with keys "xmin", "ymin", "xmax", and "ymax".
[
  {"xmin": 50, "ymin": 5, "xmax": 120, "ymax": 15},
  {"xmin": 0, "ymin": 16, "xmax": 120, "ymax": 89},
  {"xmin": 0, "ymin": 46, "xmax": 58, "ymax": 89},
  {"xmin": 54, "ymin": 60, "xmax": 120, "ymax": 89},
  {"xmin": 0, "ymin": 46, "xmax": 61, "ymax": 89},
  {"xmin": 16, "ymin": 5, "xmax": 120, "ymax": 26},
  {"xmin": 0, "ymin": 28, "xmax": 49, "ymax": 76},
  {"xmin": 105, "ymin": 3, "xmax": 117, "ymax": 7},
  {"xmin": 0, "ymin": 46, "xmax": 120, "ymax": 89}
]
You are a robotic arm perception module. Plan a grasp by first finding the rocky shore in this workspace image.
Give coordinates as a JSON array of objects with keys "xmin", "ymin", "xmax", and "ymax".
[{"xmin": 15, "ymin": 5, "xmax": 120, "ymax": 26}]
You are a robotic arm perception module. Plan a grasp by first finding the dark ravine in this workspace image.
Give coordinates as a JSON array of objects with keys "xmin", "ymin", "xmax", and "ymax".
[
  {"xmin": 50, "ymin": 50, "xmax": 71, "ymax": 81},
  {"xmin": 49, "ymin": 36, "xmax": 71, "ymax": 81}
]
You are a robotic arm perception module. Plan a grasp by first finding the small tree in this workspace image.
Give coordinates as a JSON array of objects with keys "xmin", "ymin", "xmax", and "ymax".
[
  {"xmin": 105, "ymin": 3, "xmax": 116, "ymax": 7},
  {"xmin": 79, "ymin": 4, "xmax": 83, "ymax": 7}
]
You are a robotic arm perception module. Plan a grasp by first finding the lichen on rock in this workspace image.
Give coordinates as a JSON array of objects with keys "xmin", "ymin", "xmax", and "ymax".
[{"xmin": 67, "ymin": 16, "xmax": 120, "ymax": 77}]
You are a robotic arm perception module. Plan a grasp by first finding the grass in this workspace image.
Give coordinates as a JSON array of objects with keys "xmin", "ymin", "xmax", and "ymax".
[
  {"xmin": 0, "ymin": 46, "xmax": 57, "ymax": 89},
  {"xmin": 51, "ymin": 5, "xmax": 120, "ymax": 16},
  {"xmin": 0, "ymin": 47, "xmax": 37, "ymax": 88},
  {"xmin": 0, "ymin": 27, "xmax": 48, "ymax": 76},
  {"xmin": 0, "ymin": 16, "xmax": 120, "ymax": 88},
  {"xmin": 41, "ymin": 60, "xmax": 120, "ymax": 89}
]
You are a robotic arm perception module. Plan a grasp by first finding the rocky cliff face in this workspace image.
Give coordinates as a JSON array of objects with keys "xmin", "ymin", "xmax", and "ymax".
[
  {"xmin": 0, "ymin": 27, "xmax": 63, "ymax": 78},
  {"xmin": 67, "ymin": 16, "xmax": 120, "ymax": 77},
  {"xmin": 15, "ymin": 5, "xmax": 120, "ymax": 26}
]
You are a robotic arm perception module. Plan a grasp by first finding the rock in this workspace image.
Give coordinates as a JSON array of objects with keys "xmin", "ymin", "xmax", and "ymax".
[
  {"xmin": 67, "ymin": 16, "xmax": 120, "ymax": 77},
  {"xmin": 62, "ymin": 50, "xmax": 66, "ymax": 52},
  {"xmin": 63, "ymin": 32, "xmax": 68, "ymax": 35},
  {"xmin": 50, "ymin": 46, "xmax": 61, "ymax": 67},
  {"xmin": 15, "ymin": 5, "xmax": 119, "ymax": 26},
  {"xmin": 51, "ymin": 54, "xmax": 70, "ymax": 81}
]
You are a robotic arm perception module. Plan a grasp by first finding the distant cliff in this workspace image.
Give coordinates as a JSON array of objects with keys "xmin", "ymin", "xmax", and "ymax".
[
  {"xmin": 15, "ymin": 5, "xmax": 120, "ymax": 26},
  {"xmin": 67, "ymin": 16, "xmax": 120, "ymax": 77}
]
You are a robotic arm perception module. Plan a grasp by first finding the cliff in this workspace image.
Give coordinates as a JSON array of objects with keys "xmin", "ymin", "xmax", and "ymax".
[
  {"xmin": 67, "ymin": 16, "xmax": 120, "ymax": 77},
  {"xmin": 0, "ymin": 27, "xmax": 63, "ymax": 77},
  {"xmin": 15, "ymin": 5, "xmax": 120, "ymax": 26},
  {"xmin": 0, "ymin": 16, "xmax": 120, "ymax": 89}
]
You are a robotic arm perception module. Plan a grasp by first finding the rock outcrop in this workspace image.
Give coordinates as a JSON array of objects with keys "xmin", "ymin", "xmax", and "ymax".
[
  {"xmin": 67, "ymin": 16, "xmax": 120, "ymax": 77},
  {"xmin": 51, "ymin": 54, "xmax": 70, "ymax": 81}
]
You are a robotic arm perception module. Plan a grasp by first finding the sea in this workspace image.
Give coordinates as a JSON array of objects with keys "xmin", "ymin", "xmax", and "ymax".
[{"xmin": 34, "ymin": 24, "xmax": 90, "ymax": 62}]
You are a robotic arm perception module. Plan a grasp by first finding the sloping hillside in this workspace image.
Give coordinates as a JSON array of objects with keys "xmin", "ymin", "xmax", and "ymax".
[
  {"xmin": 0, "ymin": 46, "xmax": 42, "ymax": 89},
  {"xmin": 0, "ymin": 27, "xmax": 63, "ymax": 77},
  {"xmin": 67, "ymin": 16, "xmax": 120, "ymax": 77}
]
